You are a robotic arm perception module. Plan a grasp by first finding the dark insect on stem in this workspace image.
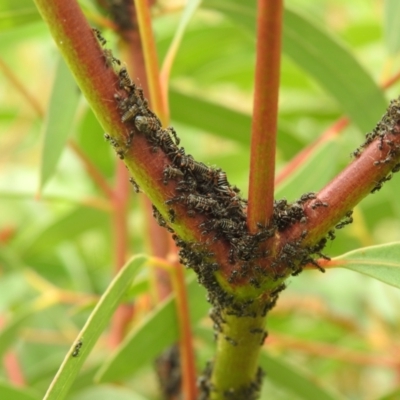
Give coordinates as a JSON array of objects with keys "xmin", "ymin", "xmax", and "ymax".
[
  {"xmin": 129, "ymin": 177, "xmax": 141, "ymax": 193},
  {"xmin": 92, "ymin": 28, "xmax": 107, "ymax": 46},
  {"xmin": 135, "ymin": 115, "xmax": 161, "ymax": 135},
  {"xmin": 121, "ymin": 104, "xmax": 140, "ymax": 123},
  {"xmin": 163, "ymin": 165, "xmax": 184, "ymax": 185},
  {"xmin": 118, "ymin": 66, "xmax": 133, "ymax": 91},
  {"xmin": 224, "ymin": 336, "xmax": 238, "ymax": 346},
  {"xmin": 104, "ymin": 133, "xmax": 119, "ymax": 148},
  {"xmin": 336, "ymin": 210, "xmax": 353, "ymax": 229},
  {"xmin": 168, "ymin": 209, "xmax": 176, "ymax": 223},
  {"xmin": 71, "ymin": 338, "xmax": 83, "ymax": 357}
]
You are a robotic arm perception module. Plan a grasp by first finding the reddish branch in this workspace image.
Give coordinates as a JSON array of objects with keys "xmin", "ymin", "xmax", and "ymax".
[{"xmin": 247, "ymin": 0, "xmax": 283, "ymax": 232}]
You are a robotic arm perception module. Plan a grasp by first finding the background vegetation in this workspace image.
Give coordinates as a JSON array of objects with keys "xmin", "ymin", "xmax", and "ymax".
[{"xmin": 2, "ymin": 0, "xmax": 400, "ymax": 399}]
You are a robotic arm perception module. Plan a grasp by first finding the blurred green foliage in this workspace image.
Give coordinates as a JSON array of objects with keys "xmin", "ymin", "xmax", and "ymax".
[{"xmin": 1, "ymin": 0, "xmax": 400, "ymax": 399}]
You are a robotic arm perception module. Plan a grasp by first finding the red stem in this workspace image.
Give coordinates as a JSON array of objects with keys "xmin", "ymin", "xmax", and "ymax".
[
  {"xmin": 171, "ymin": 255, "xmax": 198, "ymax": 400},
  {"xmin": 247, "ymin": 0, "xmax": 283, "ymax": 232}
]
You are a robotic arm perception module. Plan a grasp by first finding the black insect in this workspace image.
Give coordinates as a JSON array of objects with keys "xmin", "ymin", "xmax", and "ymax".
[
  {"xmin": 163, "ymin": 165, "xmax": 184, "ymax": 185},
  {"xmin": 116, "ymin": 148, "xmax": 125, "ymax": 160},
  {"xmin": 121, "ymin": 104, "xmax": 140, "ymax": 123},
  {"xmin": 152, "ymin": 205, "xmax": 169, "ymax": 229},
  {"xmin": 371, "ymin": 174, "xmax": 392, "ymax": 193},
  {"xmin": 186, "ymin": 194, "xmax": 222, "ymax": 215},
  {"xmin": 135, "ymin": 115, "xmax": 161, "ymax": 135},
  {"xmin": 156, "ymin": 128, "xmax": 179, "ymax": 153},
  {"xmin": 168, "ymin": 209, "xmax": 176, "ymax": 223},
  {"xmin": 118, "ymin": 66, "xmax": 133, "ymax": 91},
  {"xmin": 310, "ymin": 199, "xmax": 328, "ymax": 209},
  {"xmin": 92, "ymin": 28, "xmax": 106, "ymax": 46},
  {"xmin": 228, "ymin": 270, "xmax": 238, "ymax": 283},
  {"xmin": 104, "ymin": 133, "xmax": 119, "ymax": 148},
  {"xmin": 224, "ymin": 336, "xmax": 238, "ymax": 346},
  {"xmin": 299, "ymin": 192, "xmax": 316, "ymax": 202},
  {"xmin": 103, "ymin": 48, "xmax": 121, "ymax": 68},
  {"xmin": 393, "ymin": 163, "xmax": 400, "ymax": 173},
  {"xmin": 72, "ymin": 338, "xmax": 83, "ymax": 357},
  {"xmin": 336, "ymin": 210, "xmax": 353, "ymax": 229},
  {"xmin": 129, "ymin": 177, "xmax": 141, "ymax": 193}
]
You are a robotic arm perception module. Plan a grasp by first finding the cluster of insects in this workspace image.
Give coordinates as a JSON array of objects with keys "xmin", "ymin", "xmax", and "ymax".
[
  {"xmin": 352, "ymin": 98, "xmax": 400, "ymax": 193},
  {"xmin": 94, "ymin": 29, "xmax": 359, "ymax": 359}
]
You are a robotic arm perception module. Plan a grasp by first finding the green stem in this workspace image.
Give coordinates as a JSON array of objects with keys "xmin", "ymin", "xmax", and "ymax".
[{"xmin": 210, "ymin": 306, "xmax": 267, "ymax": 399}]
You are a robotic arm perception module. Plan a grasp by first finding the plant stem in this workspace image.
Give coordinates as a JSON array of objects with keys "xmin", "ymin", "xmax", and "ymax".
[
  {"xmin": 247, "ymin": 0, "xmax": 283, "ymax": 232},
  {"xmin": 210, "ymin": 309, "xmax": 267, "ymax": 399}
]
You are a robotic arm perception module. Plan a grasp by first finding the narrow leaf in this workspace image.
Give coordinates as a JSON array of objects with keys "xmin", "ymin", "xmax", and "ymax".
[
  {"xmin": 20, "ymin": 206, "xmax": 108, "ymax": 259},
  {"xmin": 384, "ymin": 0, "xmax": 400, "ymax": 55},
  {"xmin": 259, "ymin": 353, "xmax": 340, "ymax": 400},
  {"xmin": 40, "ymin": 56, "xmax": 80, "ymax": 190},
  {"xmin": 202, "ymin": 1, "xmax": 387, "ymax": 133},
  {"xmin": 96, "ymin": 276, "xmax": 208, "ymax": 382},
  {"xmin": 43, "ymin": 255, "xmax": 147, "ymax": 400},
  {"xmin": 333, "ymin": 242, "xmax": 400, "ymax": 289},
  {"xmin": 161, "ymin": 0, "xmax": 201, "ymax": 80},
  {"xmin": 170, "ymin": 89, "xmax": 251, "ymax": 145}
]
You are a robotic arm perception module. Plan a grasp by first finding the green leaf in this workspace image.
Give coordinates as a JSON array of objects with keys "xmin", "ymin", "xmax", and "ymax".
[
  {"xmin": 43, "ymin": 254, "xmax": 147, "ymax": 400},
  {"xmin": 70, "ymin": 385, "xmax": 147, "ymax": 400},
  {"xmin": 161, "ymin": 0, "xmax": 201, "ymax": 74},
  {"xmin": 259, "ymin": 353, "xmax": 340, "ymax": 400},
  {"xmin": 275, "ymin": 138, "xmax": 340, "ymax": 201},
  {"xmin": 96, "ymin": 276, "xmax": 208, "ymax": 382},
  {"xmin": 40, "ymin": 56, "xmax": 81, "ymax": 190},
  {"xmin": 0, "ymin": 0, "xmax": 40, "ymax": 31},
  {"xmin": 203, "ymin": 1, "xmax": 387, "ymax": 133},
  {"xmin": 0, "ymin": 309, "xmax": 33, "ymax": 359},
  {"xmin": 384, "ymin": 0, "xmax": 400, "ymax": 55},
  {"xmin": 20, "ymin": 206, "xmax": 109, "ymax": 259},
  {"xmin": 0, "ymin": 381, "xmax": 40, "ymax": 400},
  {"xmin": 333, "ymin": 242, "xmax": 400, "ymax": 289},
  {"xmin": 170, "ymin": 89, "xmax": 251, "ymax": 145}
]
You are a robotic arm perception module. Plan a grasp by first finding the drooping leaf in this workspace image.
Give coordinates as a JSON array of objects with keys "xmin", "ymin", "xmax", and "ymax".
[
  {"xmin": 96, "ymin": 276, "xmax": 208, "ymax": 382},
  {"xmin": 202, "ymin": 0, "xmax": 387, "ymax": 133},
  {"xmin": 39, "ymin": 56, "xmax": 81, "ymax": 190},
  {"xmin": 43, "ymin": 254, "xmax": 147, "ymax": 400},
  {"xmin": 332, "ymin": 242, "xmax": 400, "ymax": 289}
]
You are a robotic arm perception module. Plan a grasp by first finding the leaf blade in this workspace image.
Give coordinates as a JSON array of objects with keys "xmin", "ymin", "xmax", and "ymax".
[
  {"xmin": 333, "ymin": 242, "xmax": 400, "ymax": 289},
  {"xmin": 39, "ymin": 56, "xmax": 81, "ymax": 190},
  {"xmin": 96, "ymin": 276, "xmax": 208, "ymax": 382},
  {"xmin": 43, "ymin": 254, "xmax": 147, "ymax": 400}
]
